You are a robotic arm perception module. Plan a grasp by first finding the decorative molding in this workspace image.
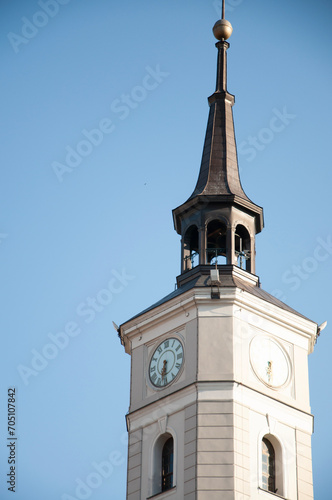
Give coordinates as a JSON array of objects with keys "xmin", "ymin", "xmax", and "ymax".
[
  {"xmin": 266, "ymin": 413, "xmax": 277, "ymax": 434},
  {"xmin": 158, "ymin": 416, "xmax": 168, "ymax": 434}
]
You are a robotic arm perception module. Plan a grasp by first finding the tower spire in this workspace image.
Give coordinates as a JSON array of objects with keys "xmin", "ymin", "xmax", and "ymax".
[
  {"xmin": 191, "ymin": 16, "xmax": 247, "ymax": 201},
  {"xmin": 172, "ymin": 14, "xmax": 263, "ymax": 281},
  {"xmin": 213, "ymin": 5, "xmax": 233, "ymax": 93}
]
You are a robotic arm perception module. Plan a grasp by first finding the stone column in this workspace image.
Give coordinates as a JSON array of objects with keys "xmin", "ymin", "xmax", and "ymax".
[{"xmin": 199, "ymin": 225, "xmax": 206, "ymax": 265}]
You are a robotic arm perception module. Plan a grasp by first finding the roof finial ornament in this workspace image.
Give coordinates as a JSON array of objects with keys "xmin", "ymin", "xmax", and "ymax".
[{"xmin": 213, "ymin": 0, "xmax": 233, "ymax": 40}]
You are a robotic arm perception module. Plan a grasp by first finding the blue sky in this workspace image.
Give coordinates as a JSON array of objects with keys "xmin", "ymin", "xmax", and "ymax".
[{"xmin": 0, "ymin": 1, "xmax": 331, "ymax": 499}]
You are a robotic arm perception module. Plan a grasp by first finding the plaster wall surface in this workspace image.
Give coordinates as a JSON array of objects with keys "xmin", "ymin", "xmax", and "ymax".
[
  {"xmin": 127, "ymin": 387, "xmax": 196, "ymax": 500},
  {"xmin": 123, "ymin": 286, "xmax": 316, "ymax": 500}
]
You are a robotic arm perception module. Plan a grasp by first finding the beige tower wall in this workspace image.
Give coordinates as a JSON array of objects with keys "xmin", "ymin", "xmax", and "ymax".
[
  {"xmin": 296, "ymin": 430, "xmax": 314, "ymax": 500},
  {"xmin": 184, "ymin": 402, "xmax": 197, "ymax": 499},
  {"xmin": 196, "ymin": 400, "xmax": 250, "ymax": 500},
  {"xmin": 127, "ymin": 429, "xmax": 143, "ymax": 500},
  {"xmin": 122, "ymin": 286, "xmax": 317, "ymax": 500}
]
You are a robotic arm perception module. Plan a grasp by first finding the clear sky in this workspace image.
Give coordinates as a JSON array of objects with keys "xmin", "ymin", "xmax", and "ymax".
[{"xmin": 1, "ymin": 1, "xmax": 331, "ymax": 499}]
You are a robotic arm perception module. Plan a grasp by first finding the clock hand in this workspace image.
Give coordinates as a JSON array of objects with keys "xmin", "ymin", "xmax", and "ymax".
[
  {"xmin": 266, "ymin": 361, "xmax": 272, "ymax": 383},
  {"xmin": 161, "ymin": 360, "xmax": 167, "ymax": 380}
]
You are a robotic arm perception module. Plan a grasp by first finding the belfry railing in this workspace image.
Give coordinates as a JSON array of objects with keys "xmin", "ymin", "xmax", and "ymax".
[
  {"xmin": 206, "ymin": 248, "xmax": 227, "ymax": 265},
  {"xmin": 184, "ymin": 252, "xmax": 199, "ymax": 270},
  {"xmin": 235, "ymin": 249, "xmax": 251, "ymax": 269}
]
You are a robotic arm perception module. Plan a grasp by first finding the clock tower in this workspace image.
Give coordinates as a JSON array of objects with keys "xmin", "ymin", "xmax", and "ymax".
[{"xmin": 119, "ymin": 11, "xmax": 318, "ymax": 500}]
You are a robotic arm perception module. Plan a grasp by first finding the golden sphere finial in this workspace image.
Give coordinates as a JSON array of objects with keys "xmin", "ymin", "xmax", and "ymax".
[{"xmin": 213, "ymin": 19, "xmax": 233, "ymax": 41}]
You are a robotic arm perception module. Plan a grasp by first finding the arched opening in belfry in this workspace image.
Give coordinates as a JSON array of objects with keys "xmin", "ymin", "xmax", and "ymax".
[
  {"xmin": 183, "ymin": 225, "xmax": 199, "ymax": 271},
  {"xmin": 206, "ymin": 220, "xmax": 227, "ymax": 265},
  {"xmin": 235, "ymin": 224, "xmax": 251, "ymax": 271}
]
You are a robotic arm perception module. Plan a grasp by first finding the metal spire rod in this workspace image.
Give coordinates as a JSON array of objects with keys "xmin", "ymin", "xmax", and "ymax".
[{"xmin": 222, "ymin": 0, "xmax": 225, "ymax": 19}]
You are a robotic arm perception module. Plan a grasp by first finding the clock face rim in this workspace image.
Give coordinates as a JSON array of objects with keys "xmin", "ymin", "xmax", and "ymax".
[
  {"xmin": 148, "ymin": 336, "xmax": 184, "ymax": 389},
  {"xmin": 249, "ymin": 335, "xmax": 291, "ymax": 390}
]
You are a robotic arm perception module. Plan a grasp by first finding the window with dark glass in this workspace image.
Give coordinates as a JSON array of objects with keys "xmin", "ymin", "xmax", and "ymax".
[
  {"xmin": 161, "ymin": 437, "xmax": 173, "ymax": 492},
  {"xmin": 262, "ymin": 437, "xmax": 276, "ymax": 493}
]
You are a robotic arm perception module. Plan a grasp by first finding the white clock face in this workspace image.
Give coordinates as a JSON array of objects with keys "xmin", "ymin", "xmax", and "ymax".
[
  {"xmin": 149, "ymin": 337, "xmax": 184, "ymax": 388},
  {"xmin": 250, "ymin": 336, "xmax": 291, "ymax": 389}
]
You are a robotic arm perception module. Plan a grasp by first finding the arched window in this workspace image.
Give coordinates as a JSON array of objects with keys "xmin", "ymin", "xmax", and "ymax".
[
  {"xmin": 262, "ymin": 437, "xmax": 276, "ymax": 493},
  {"xmin": 235, "ymin": 224, "xmax": 251, "ymax": 271},
  {"xmin": 161, "ymin": 437, "xmax": 174, "ymax": 492},
  {"xmin": 183, "ymin": 225, "xmax": 199, "ymax": 270},
  {"xmin": 207, "ymin": 220, "xmax": 227, "ymax": 264},
  {"xmin": 151, "ymin": 433, "xmax": 175, "ymax": 496}
]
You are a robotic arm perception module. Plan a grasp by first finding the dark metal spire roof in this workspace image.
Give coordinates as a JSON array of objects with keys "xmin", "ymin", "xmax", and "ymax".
[
  {"xmin": 193, "ymin": 38, "xmax": 256, "ymax": 205},
  {"xmin": 190, "ymin": 41, "xmax": 250, "ymax": 200},
  {"xmin": 173, "ymin": 31, "xmax": 263, "ymax": 234}
]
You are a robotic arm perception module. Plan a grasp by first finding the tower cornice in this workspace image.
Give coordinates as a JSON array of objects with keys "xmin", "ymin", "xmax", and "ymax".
[
  {"xmin": 172, "ymin": 194, "xmax": 264, "ymax": 235},
  {"xmin": 120, "ymin": 274, "xmax": 317, "ymax": 356}
]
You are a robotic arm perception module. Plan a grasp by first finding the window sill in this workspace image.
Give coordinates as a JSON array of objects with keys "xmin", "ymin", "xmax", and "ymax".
[
  {"xmin": 258, "ymin": 487, "xmax": 287, "ymax": 499},
  {"xmin": 147, "ymin": 486, "xmax": 177, "ymax": 499}
]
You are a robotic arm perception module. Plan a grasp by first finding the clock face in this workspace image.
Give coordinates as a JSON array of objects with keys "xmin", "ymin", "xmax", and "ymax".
[
  {"xmin": 149, "ymin": 337, "xmax": 184, "ymax": 388},
  {"xmin": 250, "ymin": 336, "xmax": 291, "ymax": 389}
]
